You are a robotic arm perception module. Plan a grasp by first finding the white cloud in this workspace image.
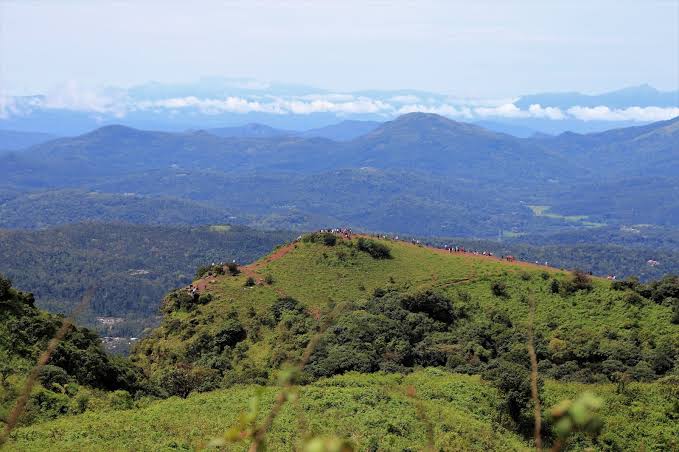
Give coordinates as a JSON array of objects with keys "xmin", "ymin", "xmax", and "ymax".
[
  {"xmin": 43, "ymin": 81, "xmax": 129, "ymax": 117},
  {"xmin": 133, "ymin": 96, "xmax": 393, "ymax": 116},
  {"xmin": 1, "ymin": 83, "xmax": 677, "ymax": 123},
  {"xmin": 567, "ymin": 105, "xmax": 679, "ymax": 122},
  {"xmin": 396, "ymin": 103, "xmax": 473, "ymax": 118},
  {"xmin": 474, "ymin": 103, "xmax": 529, "ymax": 118},
  {"xmin": 528, "ymin": 104, "xmax": 565, "ymax": 120}
]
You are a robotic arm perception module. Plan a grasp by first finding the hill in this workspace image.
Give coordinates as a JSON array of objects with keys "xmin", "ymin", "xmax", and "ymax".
[
  {"xmin": 0, "ymin": 190, "xmax": 238, "ymax": 229},
  {"xmin": 5, "ymin": 235, "xmax": 677, "ymax": 450},
  {"xmin": 207, "ymin": 123, "xmax": 293, "ymax": 139},
  {"xmin": 0, "ymin": 129, "xmax": 58, "ymax": 151},
  {"xmin": 301, "ymin": 119, "xmax": 381, "ymax": 141},
  {"xmin": 1, "ymin": 114, "xmax": 678, "ymax": 238}
]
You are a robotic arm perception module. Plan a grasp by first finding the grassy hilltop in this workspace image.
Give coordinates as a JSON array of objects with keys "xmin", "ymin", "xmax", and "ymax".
[{"xmin": 4, "ymin": 234, "xmax": 679, "ymax": 450}]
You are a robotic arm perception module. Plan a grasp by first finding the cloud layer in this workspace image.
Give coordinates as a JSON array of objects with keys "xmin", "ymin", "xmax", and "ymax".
[{"xmin": 2, "ymin": 83, "xmax": 678, "ymax": 123}]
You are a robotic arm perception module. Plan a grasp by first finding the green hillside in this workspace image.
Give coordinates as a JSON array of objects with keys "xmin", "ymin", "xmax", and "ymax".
[
  {"xmin": 136, "ymin": 235, "xmax": 677, "ymax": 384},
  {"xmin": 7, "ymin": 370, "xmax": 677, "ymax": 451},
  {"xmin": 4, "ymin": 235, "xmax": 678, "ymax": 450},
  {"xmin": 0, "ymin": 274, "xmax": 143, "ymax": 429}
]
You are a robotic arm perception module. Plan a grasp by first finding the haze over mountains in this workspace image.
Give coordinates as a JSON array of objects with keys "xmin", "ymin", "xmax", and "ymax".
[
  {"xmin": 2, "ymin": 79, "xmax": 677, "ymax": 135},
  {"xmin": 1, "ymin": 112, "xmax": 677, "ymax": 238}
]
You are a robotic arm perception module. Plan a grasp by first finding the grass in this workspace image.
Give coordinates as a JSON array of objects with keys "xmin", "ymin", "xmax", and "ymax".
[{"xmin": 6, "ymin": 370, "xmax": 677, "ymax": 451}]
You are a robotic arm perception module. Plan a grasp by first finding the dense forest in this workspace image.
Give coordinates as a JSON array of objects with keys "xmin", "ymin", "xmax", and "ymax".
[{"xmin": 0, "ymin": 223, "xmax": 293, "ymax": 337}]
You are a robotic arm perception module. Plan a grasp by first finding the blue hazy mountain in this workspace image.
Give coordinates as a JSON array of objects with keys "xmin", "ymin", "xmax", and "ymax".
[
  {"xmin": 1, "ymin": 114, "xmax": 677, "ymax": 236},
  {"xmin": 300, "ymin": 120, "xmax": 381, "ymax": 141},
  {"xmin": 207, "ymin": 120, "xmax": 381, "ymax": 141},
  {"xmin": 0, "ymin": 129, "xmax": 59, "ymax": 150},
  {"xmin": 515, "ymin": 84, "xmax": 679, "ymax": 109}
]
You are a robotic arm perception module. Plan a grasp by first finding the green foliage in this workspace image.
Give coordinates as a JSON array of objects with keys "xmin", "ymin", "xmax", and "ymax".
[
  {"xmin": 108, "ymin": 390, "xmax": 133, "ymax": 410},
  {"xmin": 38, "ymin": 365, "xmax": 69, "ymax": 391},
  {"xmin": 196, "ymin": 264, "xmax": 225, "ymax": 279},
  {"xmin": 6, "ymin": 371, "xmax": 679, "ymax": 451},
  {"xmin": 483, "ymin": 360, "xmax": 540, "ymax": 435},
  {"xmin": 244, "ymin": 277, "xmax": 256, "ymax": 287},
  {"xmin": 562, "ymin": 270, "xmax": 593, "ymax": 294},
  {"xmin": 356, "ymin": 238, "xmax": 392, "ymax": 259},
  {"xmin": 302, "ymin": 232, "xmax": 337, "ymax": 246},
  {"xmin": 0, "ymin": 223, "xmax": 293, "ymax": 338},
  {"xmin": 548, "ymin": 392, "xmax": 603, "ymax": 440},
  {"xmin": 491, "ymin": 281, "xmax": 509, "ymax": 298}
]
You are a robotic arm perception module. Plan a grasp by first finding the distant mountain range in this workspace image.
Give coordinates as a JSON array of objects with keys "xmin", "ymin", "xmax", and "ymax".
[
  {"xmin": 515, "ymin": 84, "xmax": 679, "ymax": 109},
  {"xmin": 0, "ymin": 129, "xmax": 59, "ymax": 150},
  {"xmin": 1, "ymin": 80, "xmax": 676, "ymax": 136},
  {"xmin": 1, "ymin": 113, "xmax": 677, "ymax": 238}
]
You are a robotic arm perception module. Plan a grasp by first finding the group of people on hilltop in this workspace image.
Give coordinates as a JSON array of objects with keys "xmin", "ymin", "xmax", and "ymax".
[{"xmin": 319, "ymin": 228, "xmax": 353, "ymax": 239}]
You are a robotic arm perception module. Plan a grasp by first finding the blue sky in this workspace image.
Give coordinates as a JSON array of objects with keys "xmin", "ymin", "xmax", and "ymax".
[{"xmin": 1, "ymin": 0, "xmax": 677, "ymax": 97}]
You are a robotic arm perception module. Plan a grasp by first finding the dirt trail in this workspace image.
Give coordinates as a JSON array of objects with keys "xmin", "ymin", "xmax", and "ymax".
[{"xmin": 188, "ymin": 242, "xmax": 298, "ymax": 293}]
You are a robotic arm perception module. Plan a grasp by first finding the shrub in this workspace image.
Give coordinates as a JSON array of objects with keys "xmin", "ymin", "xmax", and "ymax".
[
  {"xmin": 491, "ymin": 281, "xmax": 509, "ymax": 298},
  {"xmin": 302, "ymin": 232, "xmax": 337, "ymax": 246},
  {"xmin": 483, "ymin": 360, "xmax": 539, "ymax": 434},
  {"xmin": 244, "ymin": 277, "xmax": 256, "ymax": 287},
  {"xmin": 356, "ymin": 238, "xmax": 392, "ymax": 259},
  {"xmin": 39, "ymin": 365, "xmax": 69, "ymax": 391},
  {"xmin": 272, "ymin": 296, "xmax": 306, "ymax": 322},
  {"xmin": 226, "ymin": 262, "xmax": 240, "ymax": 275},
  {"xmin": 109, "ymin": 390, "xmax": 134, "ymax": 410},
  {"xmin": 563, "ymin": 270, "xmax": 593, "ymax": 294},
  {"xmin": 264, "ymin": 274, "xmax": 275, "ymax": 285},
  {"xmin": 71, "ymin": 393, "xmax": 90, "ymax": 414},
  {"xmin": 519, "ymin": 272, "xmax": 532, "ymax": 281}
]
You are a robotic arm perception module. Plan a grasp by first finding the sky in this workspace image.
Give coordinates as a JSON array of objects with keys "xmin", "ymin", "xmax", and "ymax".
[{"xmin": 1, "ymin": 0, "xmax": 678, "ymax": 98}]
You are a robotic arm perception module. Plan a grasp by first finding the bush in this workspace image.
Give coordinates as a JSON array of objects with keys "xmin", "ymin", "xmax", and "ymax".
[
  {"xmin": 226, "ymin": 262, "xmax": 240, "ymax": 275},
  {"xmin": 483, "ymin": 360, "xmax": 539, "ymax": 434},
  {"xmin": 272, "ymin": 296, "xmax": 306, "ymax": 322},
  {"xmin": 109, "ymin": 390, "xmax": 134, "ymax": 410},
  {"xmin": 356, "ymin": 238, "xmax": 392, "ymax": 259},
  {"xmin": 491, "ymin": 281, "xmax": 509, "ymax": 298},
  {"xmin": 563, "ymin": 270, "xmax": 593, "ymax": 294},
  {"xmin": 264, "ymin": 274, "xmax": 275, "ymax": 285},
  {"xmin": 550, "ymin": 279, "xmax": 561, "ymax": 294},
  {"xmin": 244, "ymin": 277, "xmax": 256, "ymax": 287},
  {"xmin": 302, "ymin": 232, "xmax": 337, "ymax": 246},
  {"xmin": 39, "ymin": 365, "xmax": 69, "ymax": 391}
]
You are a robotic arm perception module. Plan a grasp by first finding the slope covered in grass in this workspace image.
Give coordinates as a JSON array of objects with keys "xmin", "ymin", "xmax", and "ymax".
[{"xmin": 7, "ymin": 370, "xmax": 677, "ymax": 451}]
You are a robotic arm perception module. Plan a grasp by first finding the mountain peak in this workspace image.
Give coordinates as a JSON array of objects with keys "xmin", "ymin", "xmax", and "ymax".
[{"xmin": 83, "ymin": 124, "xmax": 146, "ymax": 139}]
